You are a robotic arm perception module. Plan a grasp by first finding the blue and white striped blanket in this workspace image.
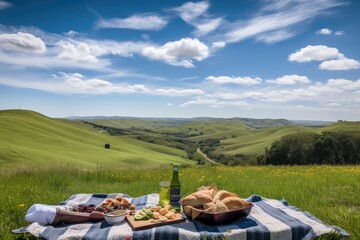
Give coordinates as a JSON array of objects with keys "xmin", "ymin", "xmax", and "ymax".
[{"xmin": 20, "ymin": 193, "xmax": 348, "ymax": 240}]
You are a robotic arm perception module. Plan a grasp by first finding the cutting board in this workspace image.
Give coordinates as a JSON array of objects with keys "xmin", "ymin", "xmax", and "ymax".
[{"xmin": 126, "ymin": 213, "xmax": 185, "ymax": 230}]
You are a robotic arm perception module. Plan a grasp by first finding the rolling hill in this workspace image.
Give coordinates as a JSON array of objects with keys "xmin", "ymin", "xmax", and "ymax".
[
  {"xmin": 78, "ymin": 117, "xmax": 360, "ymax": 158},
  {"xmin": 0, "ymin": 110, "xmax": 193, "ymax": 172}
]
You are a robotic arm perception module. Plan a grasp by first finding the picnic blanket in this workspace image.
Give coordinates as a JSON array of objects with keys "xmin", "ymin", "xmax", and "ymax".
[{"xmin": 15, "ymin": 193, "xmax": 349, "ymax": 240}]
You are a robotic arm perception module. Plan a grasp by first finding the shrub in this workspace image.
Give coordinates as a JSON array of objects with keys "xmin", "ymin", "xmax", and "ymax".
[{"xmin": 104, "ymin": 143, "xmax": 110, "ymax": 149}]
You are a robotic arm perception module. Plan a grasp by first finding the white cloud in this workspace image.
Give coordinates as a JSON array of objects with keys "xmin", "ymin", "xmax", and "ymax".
[
  {"xmin": 193, "ymin": 18, "xmax": 223, "ymax": 37},
  {"xmin": 96, "ymin": 14, "xmax": 168, "ymax": 31},
  {"xmin": 64, "ymin": 30, "xmax": 82, "ymax": 37},
  {"xmin": 0, "ymin": 0, "xmax": 11, "ymax": 10},
  {"xmin": 180, "ymin": 97, "xmax": 248, "ymax": 108},
  {"xmin": 211, "ymin": 41, "xmax": 226, "ymax": 49},
  {"xmin": 288, "ymin": 45, "xmax": 340, "ymax": 62},
  {"xmin": 223, "ymin": 0, "xmax": 344, "ymax": 44},
  {"xmin": 335, "ymin": 31, "xmax": 345, "ymax": 36},
  {"xmin": 142, "ymin": 38, "xmax": 209, "ymax": 68},
  {"xmin": 326, "ymin": 78, "xmax": 360, "ymax": 90},
  {"xmin": 267, "ymin": 75, "xmax": 310, "ymax": 85},
  {"xmin": 317, "ymin": 28, "xmax": 332, "ymax": 35},
  {"xmin": 155, "ymin": 88, "xmax": 204, "ymax": 96},
  {"xmin": 206, "ymin": 76, "xmax": 262, "ymax": 85},
  {"xmin": 166, "ymin": 103, "xmax": 173, "ymax": 106},
  {"xmin": 319, "ymin": 55, "xmax": 360, "ymax": 70},
  {"xmin": 173, "ymin": 1, "xmax": 222, "ymax": 36},
  {"xmin": 174, "ymin": 1, "xmax": 209, "ymax": 22},
  {"xmin": 57, "ymin": 40, "xmax": 100, "ymax": 63},
  {"xmin": 256, "ymin": 30, "xmax": 295, "ymax": 44},
  {"xmin": 0, "ymin": 72, "xmax": 206, "ymax": 97},
  {"xmin": 0, "ymin": 32, "xmax": 46, "ymax": 53},
  {"xmin": 327, "ymin": 102, "xmax": 341, "ymax": 106},
  {"xmin": 316, "ymin": 28, "xmax": 345, "ymax": 36}
]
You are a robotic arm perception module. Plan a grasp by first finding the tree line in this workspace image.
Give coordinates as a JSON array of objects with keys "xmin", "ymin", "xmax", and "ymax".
[{"xmin": 264, "ymin": 131, "xmax": 360, "ymax": 165}]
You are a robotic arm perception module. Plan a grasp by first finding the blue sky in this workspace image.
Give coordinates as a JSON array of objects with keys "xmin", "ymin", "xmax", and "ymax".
[{"xmin": 0, "ymin": 0, "xmax": 359, "ymax": 121}]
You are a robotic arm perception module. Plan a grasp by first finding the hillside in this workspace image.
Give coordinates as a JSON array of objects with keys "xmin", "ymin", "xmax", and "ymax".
[
  {"xmin": 219, "ymin": 125, "xmax": 310, "ymax": 155},
  {"xmin": 0, "ymin": 110, "xmax": 193, "ymax": 172}
]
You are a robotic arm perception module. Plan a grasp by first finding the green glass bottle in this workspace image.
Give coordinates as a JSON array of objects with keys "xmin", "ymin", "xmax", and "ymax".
[{"xmin": 170, "ymin": 164, "xmax": 181, "ymax": 212}]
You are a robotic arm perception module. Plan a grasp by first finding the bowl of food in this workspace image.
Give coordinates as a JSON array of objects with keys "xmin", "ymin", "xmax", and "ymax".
[
  {"xmin": 180, "ymin": 183, "xmax": 253, "ymax": 225},
  {"xmin": 104, "ymin": 209, "xmax": 127, "ymax": 225}
]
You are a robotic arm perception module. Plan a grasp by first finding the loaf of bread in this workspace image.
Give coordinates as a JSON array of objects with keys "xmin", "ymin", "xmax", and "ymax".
[
  {"xmin": 221, "ymin": 197, "xmax": 245, "ymax": 210},
  {"xmin": 181, "ymin": 191, "xmax": 213, "ymax": 206},
  {"xmin": 213, "ymin": 190, "xmax": 238, "ymax": 202},
  {"xmin": 181, "ymin": 183, "xmax": 252, "ymax": 218}
]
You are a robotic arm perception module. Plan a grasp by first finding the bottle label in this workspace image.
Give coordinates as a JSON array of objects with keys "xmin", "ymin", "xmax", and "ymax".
[{"xmin": 170, "ymin": 187, "xmax": 181, "ymax": 207}]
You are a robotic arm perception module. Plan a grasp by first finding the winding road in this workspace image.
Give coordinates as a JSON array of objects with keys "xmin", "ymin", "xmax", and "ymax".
[{"xmin": 196, "ymin": 147, "xmax": 221, "ymax": 165}]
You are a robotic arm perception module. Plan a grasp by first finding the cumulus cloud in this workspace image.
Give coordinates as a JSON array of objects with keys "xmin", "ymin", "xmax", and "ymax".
[
  {"xmin": 289, "ymin": 45, "xmax": 359, "ymax": 71},
  {"xmin": 288, "ymin": 45, "xmax": 340, "ymax": 62},
  {"xmin": 57, "ymin": 41, "xmax": 100, "ymax": 63},
  {"xmin": 319, "ymin": 55, "xmax": 360, "ymax": 70},
  {"xmin": 96, "ymin": 14, "xmax": 168, "ymax": 31},
  {"xmin": 317, "ymin": 28, "xmax": 332, "ymax": 35},
  {"xmin": 266, "ymin": 75, "xmax": 310, "ymax": 85},
  {"xmin": 206, "ymin": 76, "xmax": 262, "ymax": 85},
  {"xmin": 0, "ymin": 32, "xmax": 46, "ymax": 53},
  {"xmin": 142, "ymin": 38, "xmax": 209, "ymax": 68},
  {"xmin": 326, "ymin": 78, "xmax": 360, "ymax": 90},
  {"xmin": 0, "ymin": 0, "xmax": 12, "ymax": 10},
  {"xmin": 316, "ymin": 28, "xmax": 345, "ymax": 36}
]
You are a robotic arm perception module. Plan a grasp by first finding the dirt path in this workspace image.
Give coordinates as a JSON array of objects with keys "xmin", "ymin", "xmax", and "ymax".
[{"xmin": 196, "ymin": 147, "xmax": 221, "ymax": 165}]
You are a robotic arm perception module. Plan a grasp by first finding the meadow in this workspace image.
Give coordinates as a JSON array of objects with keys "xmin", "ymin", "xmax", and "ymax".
[
  {"xmin": 1, "ymin": 165, "xmax": 359, "ymax": 239},
  {"xmin": 1, "ymin": 110, "xmax": 359, "ymax": 239}
]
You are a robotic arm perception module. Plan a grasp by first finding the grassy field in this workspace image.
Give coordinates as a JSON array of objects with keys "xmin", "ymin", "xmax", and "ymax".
[
  {"xmin": 0, "ymin": 165, "xmax": 359, "ymax": 239},
  {"xmin": 0, "ymin": 110, "xmax": 194, "ymax": 173}
]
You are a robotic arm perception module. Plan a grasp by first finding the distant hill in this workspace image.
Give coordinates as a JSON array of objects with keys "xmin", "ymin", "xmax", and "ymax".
[
  {"xmin": 291, "ymin": 120, "xmax": 334, "ymax": 127},
  {"xmin": 0, "ymin": 110, "xmax": 193, "ymax": 172},
  {"xmin": 81, "ymin": 116, "xmax": 294, "ymax": 130}
]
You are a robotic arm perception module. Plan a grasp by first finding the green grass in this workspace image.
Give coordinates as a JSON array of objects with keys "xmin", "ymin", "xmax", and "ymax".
[
  {"xmin": 0, "ymin": 110, "xmax": 194, "ymax": 173},
  {"xmin": 0, "ymin": 165, "xmax": 358, "ymax": 239}
]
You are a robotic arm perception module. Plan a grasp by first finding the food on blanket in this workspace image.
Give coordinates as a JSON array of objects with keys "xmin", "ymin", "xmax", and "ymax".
[
  {"xmin": 74, "ymin": 204, "xmax": 101, "ymax": 213},
  {"xmin": 181, "ymin": 191, "xmax": 213, "ymax": 207},
  {"xmin": 151, "ymin": 205, "xmax": 162, "ymax": 212},
  {"xmin": 98, "ymin": 196, "xmax": 135, "ymax": 212},
  {"xmin": 104, "ymin": 210, "xmax": 127, "ymax": 225},
  {"xmin": 203, "ymin": 202, "xmax": 215, "ymax": 211},
  {"xmin": 165, "ymin": 211, "xmax": 176, "ymax": 219},
  {"xmin": 152, "ymin": 212, "xmax": 160, "ymax": 219},
  {"xmin": 133, "ymin": 204, "xmax": 178, "ymax": 222},
  {"xmin": 180, "ymin": 183, "xmax": 253, "ymax": 220},
  {"xmin": 214, "ymin": 199, "xmax": 229, "ymax": 213},
  {"xmin": 213, "ymin": 190, "xmax": 238, "ymax": 202},
  {"xmin": 73, "ymin": 196, "xmax": 135, "ymax": 214},
  {"xmin": 222, "ymin": 197, "xmax": 252, "ymax": 210},
  {"xmin": 159, "ymin": 207, "xmax": 168, "ymax": 216}
]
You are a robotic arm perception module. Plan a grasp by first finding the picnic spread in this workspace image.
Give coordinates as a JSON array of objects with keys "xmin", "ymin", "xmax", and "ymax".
[{"xmin": 14, "ymin": 189, "xmax": 349, "ymax": 240}]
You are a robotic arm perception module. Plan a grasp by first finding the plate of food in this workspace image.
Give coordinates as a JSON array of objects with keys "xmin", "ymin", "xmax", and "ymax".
[{"xmin": 180, "ymin": 183, "xmax": 253, "ymax": 225}]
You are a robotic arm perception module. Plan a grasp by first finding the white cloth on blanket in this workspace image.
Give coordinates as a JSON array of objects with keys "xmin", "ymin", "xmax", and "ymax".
[{"xmin": 25, "ymin": 204, "xmax": 71, "ymax": 225}]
